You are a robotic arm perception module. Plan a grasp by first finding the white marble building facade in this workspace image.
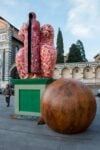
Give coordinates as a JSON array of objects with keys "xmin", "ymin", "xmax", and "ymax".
[
  {"xmin": 53, "ymin": 62, "xmax": 100, "ymax": 85},
  {"xmin": 0, "ymin": 17, "xmax": 23, "ymax": 88}
]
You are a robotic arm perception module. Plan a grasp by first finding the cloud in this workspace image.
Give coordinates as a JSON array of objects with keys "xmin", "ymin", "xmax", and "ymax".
[
  {"xmin": 66, "ymin": 0, "xmax": 100, "ymax": 38},
  {"xmin": 71, "ymin": 24, "xmax": 92, "ymax": 37}
]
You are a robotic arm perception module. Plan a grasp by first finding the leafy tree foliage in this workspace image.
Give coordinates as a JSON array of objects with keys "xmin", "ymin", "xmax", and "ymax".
[
  {"xmin": 56, "ymin": 28, "xmax": 64, "ymax": 63},
  {"xmin": 67, "ymin": 44, "xmax": 83, "ymax": 62},
  {"xmin": 76, "ymin": 40, "xmax": 88, "ymax": 62}
]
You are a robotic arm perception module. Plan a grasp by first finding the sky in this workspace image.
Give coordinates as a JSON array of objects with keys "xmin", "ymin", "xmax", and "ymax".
[{"xmin": 0, "ymin": 0, "xmax": 100, "ymax": 61}]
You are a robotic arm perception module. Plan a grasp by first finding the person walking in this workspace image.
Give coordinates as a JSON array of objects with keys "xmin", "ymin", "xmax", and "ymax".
[{"xmin": 4, "ymin": 84, "xmax": 12, "ymax": 107}]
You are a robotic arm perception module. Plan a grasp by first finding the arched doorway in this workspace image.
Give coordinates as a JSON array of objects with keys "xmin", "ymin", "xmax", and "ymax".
[
  {"xmin": 9, "ymin": 64, "xmax": 20, "ymax": 79},
  {"xmin": 83, "ymin": 66, "xmax": 93, "ymax": 79},
  {"xmin": 72, "ymin": 67, "xmax": 81, "ymax": 79},
  {"xmin": 61, "ymin": 67, "xmax": 71, "ymax": 78},
  {"xmin": 95, "ymin": 66, "xmax": 100, "ymax": 79},
  {"xmin": 53, "ymin": 68, "xmax": 60, "ymax": 79}
]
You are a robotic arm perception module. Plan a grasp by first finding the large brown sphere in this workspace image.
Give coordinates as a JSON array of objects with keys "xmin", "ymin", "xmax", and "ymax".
[{"xmin": 41, "ymin": 78, "xmax": 96, "ymax": 134}]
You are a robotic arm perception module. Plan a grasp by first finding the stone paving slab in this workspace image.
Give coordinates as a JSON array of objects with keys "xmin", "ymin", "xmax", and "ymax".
[{"xmin": 0, "ymin": 95, "xmax": 100, "ymax": 150}]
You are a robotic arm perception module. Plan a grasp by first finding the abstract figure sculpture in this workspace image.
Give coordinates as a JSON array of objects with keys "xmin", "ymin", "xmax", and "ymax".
[{"xmin": 16, "ymin": 12, "xmax": 57, "ymax": 79}]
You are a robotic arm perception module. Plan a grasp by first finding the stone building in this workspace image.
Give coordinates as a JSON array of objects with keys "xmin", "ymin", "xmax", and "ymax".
[
  {"xmin": 52, "ymin": 53, "xmax": 100, "ymax": 86},
  {"xmin": 0, "ymin": 17, "xmax": 23, "ymax": 88},
  {"xmin": 53, "ymin": 60, "xmax": 100, "ymax": 85}
]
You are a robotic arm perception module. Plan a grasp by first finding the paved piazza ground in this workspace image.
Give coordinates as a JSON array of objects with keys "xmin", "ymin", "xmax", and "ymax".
[{"xmin": 0, "ymin": 88, "xmax": 100, "ymax": 150}]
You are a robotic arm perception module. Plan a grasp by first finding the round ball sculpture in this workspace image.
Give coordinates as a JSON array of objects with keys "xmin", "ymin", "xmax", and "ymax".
[{"xmin": 41, "ymin": 78, "xmax": 96, "ymax": 134}]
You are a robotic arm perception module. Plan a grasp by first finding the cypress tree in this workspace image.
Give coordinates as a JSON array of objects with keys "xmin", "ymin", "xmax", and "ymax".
[{"xmin": 56, "ymin": 28, "xmax": 64, "ymax": 63}]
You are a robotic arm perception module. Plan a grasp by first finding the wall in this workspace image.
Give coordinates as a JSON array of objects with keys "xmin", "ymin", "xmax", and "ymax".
[{"xmin": 53, "ymin": 62, "xmax": 100, "ymax": 85}]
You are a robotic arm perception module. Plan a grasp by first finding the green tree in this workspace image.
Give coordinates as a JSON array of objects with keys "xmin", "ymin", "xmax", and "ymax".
[
  {"xmin": 67, "ymin": 44, "xmax": 83, "ymax": 62},
  {"xmin": 76, "ymin": 40, "xmax": 88, "ymax": 62},
  {"xmin": 56, "ymin": 28, "xmax": 64, "ymax": 63}
]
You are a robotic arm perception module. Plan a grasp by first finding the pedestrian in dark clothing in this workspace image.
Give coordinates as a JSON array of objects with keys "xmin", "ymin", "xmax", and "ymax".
[{"xmin": 4, "ymin": 84, "xmax": 12, "ymax": 107}]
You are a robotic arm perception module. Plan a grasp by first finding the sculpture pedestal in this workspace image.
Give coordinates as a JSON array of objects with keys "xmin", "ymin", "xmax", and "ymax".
[{"xmin": 12, "ymin": 78, "xmax": 54, "ymax": 117}]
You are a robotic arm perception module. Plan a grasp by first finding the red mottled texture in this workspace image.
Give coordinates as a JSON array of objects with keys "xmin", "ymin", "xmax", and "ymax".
[
  {"xmin": 31, "ymin": 18, "xmax": 41, "ymax": 73},
  {"xmin": 16, "ymin": 13, "xmax": 57, "ymax": 79},
  {"xmin": 16, "ymin": 12, "xmax": 41, "ymax": 78},
  {"xmin": 15, "ymin": 48, "xmax": 25, "ymax": 78},
  {"xmin": 40, "ymin": 24, "xmax": 57, "ymax": 77},
  {"xmin": 41, "ymin": 78, "xmax": 96, "ymax": 134}
]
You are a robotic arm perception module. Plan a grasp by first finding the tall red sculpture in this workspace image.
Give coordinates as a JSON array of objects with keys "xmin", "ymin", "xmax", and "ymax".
[{"xmin": 16, "ymin": 12, "xmax": 57, "ymax": 79}]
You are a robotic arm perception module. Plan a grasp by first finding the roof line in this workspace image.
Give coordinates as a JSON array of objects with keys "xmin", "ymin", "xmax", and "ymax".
[{"xmin": 0, "ymin": 16, "xmax": 19, "ymax": 31}]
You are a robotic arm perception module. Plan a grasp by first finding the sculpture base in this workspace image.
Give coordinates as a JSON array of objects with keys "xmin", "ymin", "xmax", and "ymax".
[{"xmin": 12, "ymin": 78, "xmax": 54, "ymax": 117}]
